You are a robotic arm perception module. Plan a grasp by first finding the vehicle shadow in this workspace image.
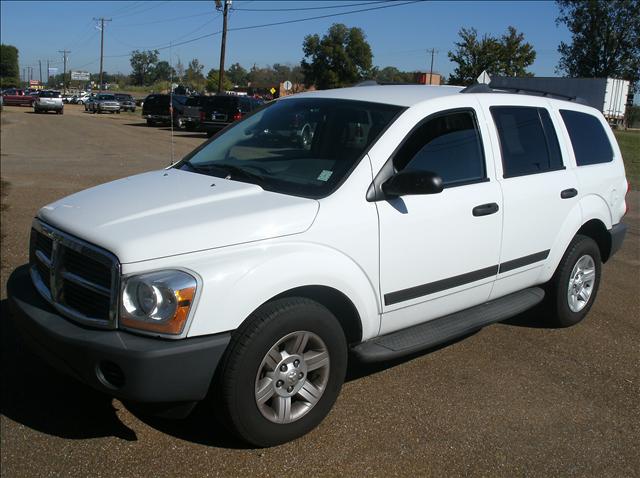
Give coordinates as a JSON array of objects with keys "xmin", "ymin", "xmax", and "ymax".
[
  {"xmin": 1, "ymin": 294, "xmax": 553, "ymax": 448},
  {"xmin": 0, "ymin": 299, "xmax": 137, "ymax": 442}
]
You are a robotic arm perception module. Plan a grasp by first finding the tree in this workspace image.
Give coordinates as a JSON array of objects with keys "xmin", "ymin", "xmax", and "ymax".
[
  {"xmin": 0, "ymin": 44, "xmax": 20, "ymax": 88},
  {"xmin": 373, "ymin": 66, "xmax": 416, "ymax": 83},
  {"xmin": 447, "ymin": 26, "xmax": 536, "ymax": 85},
  {"xmin": 185, "ymin": 58, "xmax": 205, "ymax": 89},
  {"xmin": 129, "ymin": 49, "xmax": 159, "ymax": 86},
  {"xmin": 206, "ymin": 68, "xmax": 232, "ymax": 92},
  {"xmin": 301, "ymin": 23, "xmax": 373, "ymax": 89},
  {"xmin": 154, "ymin": 61, "xmax": 175, "ymax": 82},
  {"xmin": 226, "ymin": 62, "xmax": 248, "ymax": 86},
  {"xmin": 556, "ymin": 0, "xmax": 640, "ymax": 84}
]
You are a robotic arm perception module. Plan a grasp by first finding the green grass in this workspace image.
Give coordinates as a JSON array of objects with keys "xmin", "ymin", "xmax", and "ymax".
[{"xmin": 615, "ymin": 130, "xmax": 640, "ymax": 190}]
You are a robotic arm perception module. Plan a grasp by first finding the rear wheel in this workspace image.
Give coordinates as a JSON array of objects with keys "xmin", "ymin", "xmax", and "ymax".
[
  {"xmin": 214, "ymin": 297, "xmax": 347, "ymax": 447},
  {"xmin": 146, "ymin": 119, "xmax": 156, "ymax": 126},
  {"xmin": 545, "ymin": 234, "xmax": 601, "ymax": 327}
]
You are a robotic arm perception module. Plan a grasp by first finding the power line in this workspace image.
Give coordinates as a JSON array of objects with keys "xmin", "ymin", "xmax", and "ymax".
[
  {"xmin": 111, "ymin": 0, "xmax": 171, "ymax": 19},
  {"xmin": 232, "ymin": 0, "xmax": 391, "ymax": 12},
  {"xmin": 110, "ymin": 10, "xmax": 214, "ymax": 28},
  {"xmin": 103, "ymin": 0, "xmax": 425, "ymax": 58}
]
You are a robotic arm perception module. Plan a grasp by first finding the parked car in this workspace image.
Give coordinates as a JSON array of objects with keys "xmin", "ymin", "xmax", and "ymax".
[
  {"xmin": 141, "ymin": 94, "xmax": 187, "ymax": 126},
  {"xmin": 89, "ymin": 93, "xmax": 120, "ymax": 114},
  {"xmin": 73, "ymin": 92, "xmax": 91, "ymax": 105},
  {"xmin": 33, "ymin": 90, "xmax": 64, "ymax": 114},
  {"xmin": 62, "ymin": 93, "xmax": 75, "ymax": 104},
  {"xmin": 8, "ymin": 84, "xmax": 629, "ymax": 448},
  {"xmin": 84, "ymin": 94, "xmax": 97, "ymax": 111},
  {"xmin": 1, "ymin": 88, "xmax": 36, "ymax": 106},
  {"xmin": 115, "ymin": 93, "xmax": 136, "ymax": 112},
  {"xmin": 182, "ymin": 95, "xmax": 205, "ymax": 131},
  {"xmin": 200, "ymin": 95, "xmax": 263, "ymax": 136}
]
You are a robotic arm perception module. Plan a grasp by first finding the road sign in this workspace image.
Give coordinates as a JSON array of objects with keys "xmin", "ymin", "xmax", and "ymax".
[
  {"xmin": 270, "ymin": 87, "xmax": 276, "ymax": 95},
  {"xmin": 29, "ymin": 80, "xmax": 40, "ymax": 86},
  {"xmin": 71, "ymin": 71, "xmax": 90, "ymax": 81},
  {"xmin": 283, "ymin": 80, "xmax": 292, "ymax": 91}
]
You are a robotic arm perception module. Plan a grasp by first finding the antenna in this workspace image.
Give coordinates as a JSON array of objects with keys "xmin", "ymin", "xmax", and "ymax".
[{"xmin": 169, "ymin": 41, "xmax": 175, "ymax": 166}]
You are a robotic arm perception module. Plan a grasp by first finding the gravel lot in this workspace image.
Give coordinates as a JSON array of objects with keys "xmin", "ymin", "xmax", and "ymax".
[{"xmin": 1, "ymin": 104, "xmax": 639, "ymax": 477}]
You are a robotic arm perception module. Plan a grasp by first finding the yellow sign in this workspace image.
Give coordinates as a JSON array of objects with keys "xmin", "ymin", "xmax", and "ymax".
[{"xmin": 270, "ymin": 87, "xmax": 276, "ymax": 95}]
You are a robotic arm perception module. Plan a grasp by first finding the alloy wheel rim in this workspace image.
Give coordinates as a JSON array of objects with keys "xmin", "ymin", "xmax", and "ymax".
[
  {"xmin": 567, "ymin": 254, "xmax": 596, "ymax": 312},
  {"xmin": 255, "ymin": 330, "xmax": 330, "ymax": 424}
]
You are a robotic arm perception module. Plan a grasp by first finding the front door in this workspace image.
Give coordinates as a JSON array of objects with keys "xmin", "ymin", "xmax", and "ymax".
[{"xmin": 376, "ymin": 108, "xmax": 503, "ymax": 335}]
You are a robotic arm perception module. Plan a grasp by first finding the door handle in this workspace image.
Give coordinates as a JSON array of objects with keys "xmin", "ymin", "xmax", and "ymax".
[
  {"xmin": 561, "ymin": 188, "xmax": 578, "ymax": 199},
  {"xmin": 472, "ymin": 202, "xmax": 499, "ymax": 217}
]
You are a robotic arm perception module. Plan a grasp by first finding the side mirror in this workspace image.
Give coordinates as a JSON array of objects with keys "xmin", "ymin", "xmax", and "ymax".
[{"xmin": 381, "ymin": 170, "xmax": 443, "ymax": 197}]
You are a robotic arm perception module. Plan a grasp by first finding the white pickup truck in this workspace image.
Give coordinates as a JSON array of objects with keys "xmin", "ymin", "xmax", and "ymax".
[{"xmin": 8, "ymin": 84, "xmax": 628, "ymax": 447}]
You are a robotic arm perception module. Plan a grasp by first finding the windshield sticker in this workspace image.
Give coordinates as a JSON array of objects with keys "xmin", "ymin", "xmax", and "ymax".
[{"xmin": 317, "ymin": 170, "xmax": 333, "ymax": 182}]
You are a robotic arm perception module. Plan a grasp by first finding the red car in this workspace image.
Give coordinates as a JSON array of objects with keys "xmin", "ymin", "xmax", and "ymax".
[{"xmin": 1, "ymin": 88, "xmax": 36, "ymax": 106}]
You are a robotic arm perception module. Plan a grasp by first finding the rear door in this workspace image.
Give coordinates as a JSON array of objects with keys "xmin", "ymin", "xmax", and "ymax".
[{"xmin": 478, "ymin": 97, "xmax": 579, "ymax": 299}]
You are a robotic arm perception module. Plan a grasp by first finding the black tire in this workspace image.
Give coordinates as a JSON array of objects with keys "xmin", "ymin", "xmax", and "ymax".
[
  {"xmin": 213, "ymin": 297, "xmax": 348, "ymax": 447},
  {"xmin": 545, "ymin": 234, "xmax": 601, "ymax": 327},
  {"xmin": 146, "ymin": 119, "xmax": 155, "ymax": 126}
]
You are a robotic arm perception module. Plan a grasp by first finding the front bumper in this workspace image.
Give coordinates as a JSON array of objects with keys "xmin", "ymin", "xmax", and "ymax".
[
  {"xmin": 98, "ymin": 104, "xmax": 120, "ymax": 111},
  {"xmin": 7, "ymin": 265, "xmax": 231, "ymax": 403}
]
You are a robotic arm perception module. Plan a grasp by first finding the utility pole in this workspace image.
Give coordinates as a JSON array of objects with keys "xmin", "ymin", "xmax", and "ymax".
[
  {"xmin": 22, "ymin": 68, "xmax": 25, "ymax": 87},
  {"xmin": 47, "ymin": 59, "xmax": 50, "ymax": 87},
  {"xmin": 427, "ymin": 48, "xmax": 438, "ymax": 85},
  {"xmin": 58, "ymin": 49, "xmax": 70, "ymax": 93},
  {"xmin": 216, "ymin": 0, "xmax": 231, "ymax": 93},
  {"xmin": 39, "ymin": 60, "xmax": 43, "ymax": 84},
  {"xmin": 94, "ymin": 17, "xmax": 112, "ymax": 91}
]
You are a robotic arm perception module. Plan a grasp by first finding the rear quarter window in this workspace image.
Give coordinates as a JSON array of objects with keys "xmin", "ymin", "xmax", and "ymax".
[{"xmin": 559, "ymin": 110, "xmax": 614, "ymax": 166}]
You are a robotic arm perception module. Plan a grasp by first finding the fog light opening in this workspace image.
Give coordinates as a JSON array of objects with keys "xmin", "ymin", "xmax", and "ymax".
[{"xmin": 97, "ymin": 361, "xmax": 125, "ymax": 389}]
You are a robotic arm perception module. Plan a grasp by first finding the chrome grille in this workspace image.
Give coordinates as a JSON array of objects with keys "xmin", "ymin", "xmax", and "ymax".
[{"xmin": 29, "ymin": 220, "xmax": 120, "ymax": 328}]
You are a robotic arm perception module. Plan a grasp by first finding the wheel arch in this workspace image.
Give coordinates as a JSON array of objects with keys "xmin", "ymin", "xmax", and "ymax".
[{"xmin": 272, "ymin": 285, "xmax": 363, "ymax": 344}]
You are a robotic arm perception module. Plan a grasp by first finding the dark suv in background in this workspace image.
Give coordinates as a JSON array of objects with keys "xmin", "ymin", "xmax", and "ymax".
[
  {"xmin": 142, "ymin": 94, "xmax": 187, "ymax": 127},
  {"xmin": 200, "ymin": 95, "xmax": 263, "ymax": 136},
  {"xmin": 115, "ymin": 93, "xmax": 136, "ymax": 112}
]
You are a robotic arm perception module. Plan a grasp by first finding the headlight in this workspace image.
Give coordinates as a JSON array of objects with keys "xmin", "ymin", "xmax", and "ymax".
[{"xmin": 120, "ymin": 270, "xmax": 197, "ymax": 335}]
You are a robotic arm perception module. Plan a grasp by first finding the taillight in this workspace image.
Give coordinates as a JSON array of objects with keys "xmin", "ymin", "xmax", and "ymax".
[{"xmin": 233, "ymin": 111, "xmax": 242, "ymax": 121}]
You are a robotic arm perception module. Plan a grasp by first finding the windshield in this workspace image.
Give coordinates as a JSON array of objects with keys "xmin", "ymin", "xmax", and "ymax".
[
  {"xmin": 98, "ymin": 94, "xmax": 115, "ymax": 101},
  {"xmin": 178, "ymin": 98, "xmax": 402, "ymax": 198}
]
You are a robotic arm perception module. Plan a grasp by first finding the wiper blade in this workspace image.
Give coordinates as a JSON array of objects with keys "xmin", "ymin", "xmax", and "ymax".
[{"xmin": 186, "ymin": 161, "xmax": 264, "ymax": 186}]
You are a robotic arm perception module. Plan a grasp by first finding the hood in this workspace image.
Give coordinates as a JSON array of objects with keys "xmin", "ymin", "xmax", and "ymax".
[{"xmin": 38, "ymin": 169, "xmax": 319, "ymax": 263}]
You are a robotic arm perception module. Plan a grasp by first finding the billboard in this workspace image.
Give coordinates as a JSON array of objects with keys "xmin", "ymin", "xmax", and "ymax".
[{"xmin": 71, "ymin": 71, "xmax": 90, "ymax": 81}]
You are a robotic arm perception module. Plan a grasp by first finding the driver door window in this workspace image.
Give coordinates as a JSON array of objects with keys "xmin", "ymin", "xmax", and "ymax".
[{"xmin": 394, "ymin": 110, "xmax": 486, "ymax": 187}]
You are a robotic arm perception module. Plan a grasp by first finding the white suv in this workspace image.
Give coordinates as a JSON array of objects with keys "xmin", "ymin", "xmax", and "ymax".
[{"xmin": 8, "ymin": 84, "xmax": 628, "ymax": 446}]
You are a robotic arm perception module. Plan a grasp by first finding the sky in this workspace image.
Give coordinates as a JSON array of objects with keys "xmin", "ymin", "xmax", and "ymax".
[{"xmin": 1, "ymin": 0, "xmax": 571, "ymax": 82}]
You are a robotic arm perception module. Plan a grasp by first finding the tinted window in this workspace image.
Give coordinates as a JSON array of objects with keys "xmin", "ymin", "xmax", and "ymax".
[
  {"xmin": 185, "ymin": 96, "xmax": 202, "ymax": 107},
  {"xmin": 394, "ymin": 110, "xmax": 485, "ymax": 186},
  {"xmin": 97, "ymin": 94, "xmax": 115, "ymax": 100},
  {"xmin": 560, "ymin": 110, "xmax": 613, "ymax": 166},
  {"xmin": 39, "ymin": 91, "xmax": 61, "ymax": 98},
  {"xmin": 491, "ymin": 106, "xmax": 564, "ymax": 177},
  {"xmin": 180, "ymin": 98, "xmax": 402, "ymax": 198}
]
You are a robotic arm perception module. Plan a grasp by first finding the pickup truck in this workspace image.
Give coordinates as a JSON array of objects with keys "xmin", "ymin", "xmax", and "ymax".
[
  {"xmin": 8, "ymin": 83, "xmax": 628, "ymax": 447},
  {"xmin": 1, "ymin": 88, "xmax": 36, "ymax": 106}
]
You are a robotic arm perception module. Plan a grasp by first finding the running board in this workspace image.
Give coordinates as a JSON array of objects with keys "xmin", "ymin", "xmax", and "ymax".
[{"xmin": 351, "ymin": 287, "xmax": 545, "ymax": 363}]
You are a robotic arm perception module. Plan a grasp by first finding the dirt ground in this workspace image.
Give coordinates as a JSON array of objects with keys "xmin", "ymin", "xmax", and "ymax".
[{"xmin": 1, "ymin": 104, "xmax": 639, "ymax": 477}]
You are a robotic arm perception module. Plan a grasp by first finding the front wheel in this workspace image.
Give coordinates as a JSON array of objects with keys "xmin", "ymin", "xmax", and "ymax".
[
  {"xmin": 214, "ymin": 297, "xmax": 347, "ymax": 447},
  {"xmin": 545, "ymin": 234, "xmax": 601, "ymax": 327}
]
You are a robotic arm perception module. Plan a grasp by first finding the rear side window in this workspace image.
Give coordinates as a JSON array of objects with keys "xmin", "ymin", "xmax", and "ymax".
[
  {"xmin": 560, "ymin": 110, "xmax": 614, "ymax": 166},
  {"xmin": 394, "ymin": 110, "xmax": 486, "ymax": 187},
  {"xmin": 491, "ymin": 106, "xmax": 564, "ymax": 177}
]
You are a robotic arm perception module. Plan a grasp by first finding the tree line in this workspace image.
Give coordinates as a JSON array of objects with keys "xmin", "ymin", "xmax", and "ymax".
[{"xmin": 1, "ymin": 0, "xmax": 637, "ymax": 91}]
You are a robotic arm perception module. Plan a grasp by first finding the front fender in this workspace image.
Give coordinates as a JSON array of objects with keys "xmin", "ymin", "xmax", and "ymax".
[{"xmin": 183, "ymin": 241, "xmax": 381, "ymax": 340}]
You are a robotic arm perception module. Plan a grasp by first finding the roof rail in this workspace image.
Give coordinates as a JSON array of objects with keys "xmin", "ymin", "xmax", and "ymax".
[{"xmin": 460, "ymin": 81, "xmax": 589, "ymax": 105}]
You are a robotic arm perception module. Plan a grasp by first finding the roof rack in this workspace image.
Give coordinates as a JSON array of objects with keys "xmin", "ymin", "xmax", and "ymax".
[{"xmin": 460, "ymin": 79, "xmax": 589, "ymax": 105}]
